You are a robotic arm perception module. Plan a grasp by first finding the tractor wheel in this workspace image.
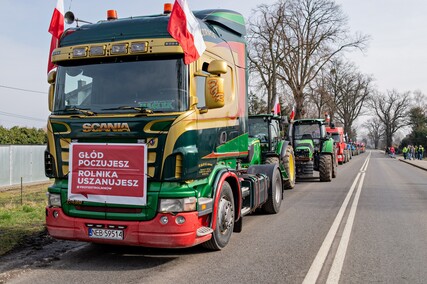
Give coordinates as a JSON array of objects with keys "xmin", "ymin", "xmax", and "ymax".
[
  {"xmin": 332, "ymin": 151, "xmax": 338, "ymax": 179},
  {"xmin": 319, "ymin": 155, "xmax": 332, "ymax": 182},
  {"xmin": 261, "ymin": 167, "xmax": 283, "ymax": 214},
  {"xmin": 202, "ymin": 181, "xmax": 234, "ymax": 250},
  {"xmin": 282, "ymin": 146, "xmax": 296, "ymax": 189}
]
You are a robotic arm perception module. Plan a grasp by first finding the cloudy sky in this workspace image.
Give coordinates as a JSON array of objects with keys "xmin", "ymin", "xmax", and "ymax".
[{"xmin": 0, "ymin": 0, "xmax": 426, "ymax": 129}]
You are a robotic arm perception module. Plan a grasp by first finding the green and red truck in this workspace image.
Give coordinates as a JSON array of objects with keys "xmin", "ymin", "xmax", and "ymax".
[{"xmin": 45, "ymin": 5, "xmax": 294, "ymax": 250}]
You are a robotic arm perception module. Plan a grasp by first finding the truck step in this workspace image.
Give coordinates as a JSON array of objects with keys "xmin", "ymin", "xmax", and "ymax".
[
  {"xmin": 241, "ymin": 206, "xmax": 251, "ymax": 216},
  {"xmin": 197, "ymin": 226, "xmax": 213, "ymax": 237},
  {"xmin": 241, "ymin": 186, "xmax": 250, "ymax": 198}
]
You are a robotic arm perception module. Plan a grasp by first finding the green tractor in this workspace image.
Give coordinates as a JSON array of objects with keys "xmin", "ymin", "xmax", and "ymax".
[
  {"xmin": 246, "ymin": 114, "xmax": 296, "ymax": 189},
  {"xmin": 289, "ymin": 119, "xmax": 337, "ymax": 182}
]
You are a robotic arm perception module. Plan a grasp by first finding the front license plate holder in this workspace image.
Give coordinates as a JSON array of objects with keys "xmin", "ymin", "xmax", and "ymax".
[{"xmin": 88, "ymin": 228, "xmax": 124, "ymax": 240}]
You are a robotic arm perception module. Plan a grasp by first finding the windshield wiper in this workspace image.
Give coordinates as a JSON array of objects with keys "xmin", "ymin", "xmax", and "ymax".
[
  {"xmin": 63, "ymin": 107, "xmax": 96, "ymax": 116},
  {"xmin": 102, "ymin": 106, "xmax": 153, "ymax": 114}
]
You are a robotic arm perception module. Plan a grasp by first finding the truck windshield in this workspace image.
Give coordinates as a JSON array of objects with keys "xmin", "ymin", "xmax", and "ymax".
[
  {"xmin": 53, "ymin": 56, "xmax": 188, "ymax": 114},
  {"xmin": 330, "ymin": 133, "xmax": 340, "ymax": 143}
]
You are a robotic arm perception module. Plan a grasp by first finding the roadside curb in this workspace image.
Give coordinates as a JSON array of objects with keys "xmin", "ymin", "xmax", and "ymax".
[{"xmin": 398, "ymin": 158, "xmax": 427, "ymax": 172}]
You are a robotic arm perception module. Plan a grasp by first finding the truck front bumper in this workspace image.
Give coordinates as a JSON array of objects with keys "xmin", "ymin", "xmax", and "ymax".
[{"xmin": 46, "ymin": 207, "xmax": 211, "ymax": 248}]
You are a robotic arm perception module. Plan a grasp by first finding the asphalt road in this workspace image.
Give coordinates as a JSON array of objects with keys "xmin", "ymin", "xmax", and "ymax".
[{"xmin": 3, "ymin": 150, "xmax": 427, "ymax": 284}]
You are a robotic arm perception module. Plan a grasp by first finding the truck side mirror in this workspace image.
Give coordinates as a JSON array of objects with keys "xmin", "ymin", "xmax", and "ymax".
[
  {"xmin": 207, "ymin": 60, "xmax": 227, "ymax": 75},
  {"xmin": 204, "ymin": 60, "xmax": 227, "ymax": 109},
  {"xmin": 205, "ymin": 76, "xmax": 225, "ymax": 109},
  {"xmin": 47, "ymin": 70, "xmax": 57, "ymax": 112}
]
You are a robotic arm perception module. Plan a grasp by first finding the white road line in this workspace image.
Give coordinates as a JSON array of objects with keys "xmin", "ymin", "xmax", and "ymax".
[
  {"xmin": 302, "ymin": 152, "xmax": 371, "ymax": 284},
  {"xmin": 326, "ymin": 172, "xmax": 366, "ymax": 283}
]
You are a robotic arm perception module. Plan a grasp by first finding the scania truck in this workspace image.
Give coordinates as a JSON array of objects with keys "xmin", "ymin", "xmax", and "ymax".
[{"xmin": 45, "ymin": 5, "xmax": 293, "ymax": 250}]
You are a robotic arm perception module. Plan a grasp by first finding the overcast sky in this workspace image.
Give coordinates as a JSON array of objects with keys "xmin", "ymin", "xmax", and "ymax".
[{"xmin": 0, "ymin": 0, "xmax": 426, "ymax": 129}]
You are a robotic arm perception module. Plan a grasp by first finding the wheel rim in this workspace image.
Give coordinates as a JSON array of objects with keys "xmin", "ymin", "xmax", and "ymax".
[
  {"xmin": 289, "ymin": 154, "xmax": 295, "ymax": 182},
  {"xmin": 274, "ymin": 178, "xmax": 281, "ymax": 203},
  {"xmin": 218, "ymin": 196, "xmax": 234, "ymax": 234}
]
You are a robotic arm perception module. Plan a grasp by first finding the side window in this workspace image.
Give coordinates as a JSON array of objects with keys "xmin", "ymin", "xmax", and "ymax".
[{"xmin": 270, "ymin": 120, "xmax": 280, "ymax": 141}]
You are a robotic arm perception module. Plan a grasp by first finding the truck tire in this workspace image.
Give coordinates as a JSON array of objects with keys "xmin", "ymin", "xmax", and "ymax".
[
  {"xmin": 202, "ymin": 181, "xmax": 234, "ymax": 250},
  {"xmin": 282, "ymin": 145, "xmax": 296, "ymax": 189},
  {"xmin": 261, "ymin": 167, "xmax": 283, "ymax": 214},
  {"xmin": 319, "ymin": 155, "xmax": 332, "ymax": 182}
]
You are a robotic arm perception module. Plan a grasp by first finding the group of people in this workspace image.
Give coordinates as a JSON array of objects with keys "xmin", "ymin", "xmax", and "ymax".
[{"xmin": 402, "ymin": 145, "xmax": 424, "ymax": 160}]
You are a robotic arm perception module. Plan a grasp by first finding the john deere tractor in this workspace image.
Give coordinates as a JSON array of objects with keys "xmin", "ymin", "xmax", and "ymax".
[
  {"xmin": 289, "ymin": 119, "xmax": 337, "ymax": 182},
  {"xmin": 246, "ymin": 114, "xmax": 296, "ymax": 189}
]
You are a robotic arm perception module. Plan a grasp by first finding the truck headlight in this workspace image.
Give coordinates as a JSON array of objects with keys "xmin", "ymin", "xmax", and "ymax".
[
  {"xmin": 158, "ymin": 197, "xmax": 196, "ymax": 213},
  {"xmin": 47, "ymin": 193, "xmax": 61, "ymax": 207}
]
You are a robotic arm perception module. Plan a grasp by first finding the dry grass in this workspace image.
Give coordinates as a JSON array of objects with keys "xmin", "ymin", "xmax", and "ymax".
[{"xmin": 0, "ymin": 181, "xmax": 52, "ymax": 255}]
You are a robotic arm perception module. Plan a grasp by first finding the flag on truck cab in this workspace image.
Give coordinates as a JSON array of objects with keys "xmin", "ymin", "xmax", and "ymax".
[
  {"xmin": 167, "ymin": 0, "xmax": 206, "ymax": 64},
  {"xmin": 47, "ymin": 0, "xmax": 64, "ymax": 73},
  {"xmin": 273, "ymin": 96, "xmax": 281, "ymax": 115},
  {"xmin": 289, "ymin": 105, "xmax": 295, "ymax": 121}
]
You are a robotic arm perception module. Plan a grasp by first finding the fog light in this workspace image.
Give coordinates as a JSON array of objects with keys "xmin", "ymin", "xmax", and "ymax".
[
  {"xmin": 175, "ymin": 216, "xmax": 186, "ymax": 225},
  {"xmin": 53, "ymin": 210, "xmax": 59, "ymax": 218},
  {"xmin": 160, "ymin": 216, "xmax": 169, "ymax": 225}
]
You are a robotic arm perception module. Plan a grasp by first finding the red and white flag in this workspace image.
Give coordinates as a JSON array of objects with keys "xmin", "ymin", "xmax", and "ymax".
[
  {"xmin": 47, "ymin": 0, "xmax": 64, "ymax": 73},
  {"xmin": 273, "ymin": 96, "xmax": 281, "ymax": 115},
  {"xmin": 167, "ymin": 0, "xmax": 206, "ymax": 64},
  {"xmin": 289, "ymin": 105, "xmax": 295, "ymax": 121}
]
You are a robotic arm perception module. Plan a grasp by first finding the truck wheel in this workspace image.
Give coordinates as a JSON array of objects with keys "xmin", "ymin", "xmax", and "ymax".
[
  {"xmin": 261, "ymin": 167, "xmax": 283, "ymax": 214},
  {"xmin": 202, "ymin": 181, "xmax": 234, "ymax": 250},
  {"xmin": 319, "ymin": 155, "xmax": 332, "ymax": 182},
  {"xmin": 282, "ymin": 146, "xmax": 296, "ymax": 189}
]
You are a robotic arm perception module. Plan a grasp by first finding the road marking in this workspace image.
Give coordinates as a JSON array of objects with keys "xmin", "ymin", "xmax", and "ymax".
[
  {"xmin": 303, "ymin": 152, "xmax": 371, "ymax": 284},
  {"xmin": 327, "ymin": 171, "xmax": 367, "ymax": 283}
]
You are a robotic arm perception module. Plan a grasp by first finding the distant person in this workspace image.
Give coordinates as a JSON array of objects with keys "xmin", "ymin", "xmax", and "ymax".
[
  {"xmin": 409, "ymin": 145, "xmax": 415, "ymax": 160},
  {"xmin": 418, "ymin": 145, "xmax": 424, "ymax": 160},
  {"xmin": 389, "ymin": 146, "xmax": 395, "ymax": 158},
  {"xmin": 402, "ymin": 146, "xmax": 408, "ymax": 159}
]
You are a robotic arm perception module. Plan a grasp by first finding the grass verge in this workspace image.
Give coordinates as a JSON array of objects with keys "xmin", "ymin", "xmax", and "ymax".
[{"xmin": 0, "ymin": 182, "xmax": 52, "ymax": 255}]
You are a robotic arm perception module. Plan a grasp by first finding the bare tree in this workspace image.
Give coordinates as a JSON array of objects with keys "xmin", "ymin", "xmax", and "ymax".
[
  {"xmin": 308, "ymin": 70, "xmax": 333, "ymax": 118},
  {"xmin": 365, "ymin": 117, "xmax": 383, "ymax": 149},
  {"xmin": 333, "ymin": 71, "xmax": 372, "ymax": 139},
  {"xmin": 248, "ymin": 91, "xmax": 268, "ymax": 114},
  {"xmin": 369, "ymin": 90, "xmax": 411, "ymax": 147},
  {"xmin": 247, "ymin": 0, "xmax": 368, "ymax": 118},
  {"xmin": 306, "ymin": 58, "xmax": 372, "ymax": 138},
  {"xmin": 275, "ymin": 0, "xmax": 369, "ymax": 119},
  {"xmin": 247, "ymin": 2, "xmax": 286, "ymax": 112}
]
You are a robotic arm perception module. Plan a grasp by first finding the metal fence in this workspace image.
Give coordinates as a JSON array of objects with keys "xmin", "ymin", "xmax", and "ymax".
[{"xmin": 0, "ymin": 145, "xmax": 48, "ymax": 187}]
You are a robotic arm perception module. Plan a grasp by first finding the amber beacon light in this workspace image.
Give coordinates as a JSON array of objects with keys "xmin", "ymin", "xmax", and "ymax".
[
  {"xmin": 107, "ymin": 10, "xmax": 118, "ymax": 20},
  {"xmin": 164, "ymin": 3, "xmax": 173, "ymax": 14}
]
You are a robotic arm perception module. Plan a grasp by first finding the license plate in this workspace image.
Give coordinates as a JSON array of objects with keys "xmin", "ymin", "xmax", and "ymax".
[{"xmin": 88, "ymin": 228, "xmax": 124, "ymax": 240}]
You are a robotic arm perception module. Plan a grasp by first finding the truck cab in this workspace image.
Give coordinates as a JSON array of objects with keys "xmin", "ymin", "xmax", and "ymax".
[{"xmin": 326, "ymin": 125, "xmax": 349, "ymax": 164}]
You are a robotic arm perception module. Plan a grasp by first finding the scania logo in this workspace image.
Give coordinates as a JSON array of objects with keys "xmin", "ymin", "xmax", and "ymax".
[{"xmin": 82, "ymin": 123, "xmax": 131, "ymax": 132}]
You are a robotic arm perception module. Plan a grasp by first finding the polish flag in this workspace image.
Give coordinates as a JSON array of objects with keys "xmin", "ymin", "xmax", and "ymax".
[
  {"xmin": 289, "ymin": 105, "xmax": 295, "ymax": 121},
  {"xmin": 167, "ymin": 0, "xmax": 206, "ymax": 64},
  {"xmin": 273, "ymin": 96, "xmax": 281, "ymax": 115},
  {"xmin": 47, "ymin": 0, "xmax": 64, "ymax": 73}
]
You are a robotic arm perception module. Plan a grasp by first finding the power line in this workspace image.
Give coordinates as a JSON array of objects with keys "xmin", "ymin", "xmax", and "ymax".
[
  {"xmin": 0, "ymin": 110, "xmax": 46, "ymax": 122},
  {"xmin": 0, "ymin": 84, "xmax": 46, "ymax": 95}
]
